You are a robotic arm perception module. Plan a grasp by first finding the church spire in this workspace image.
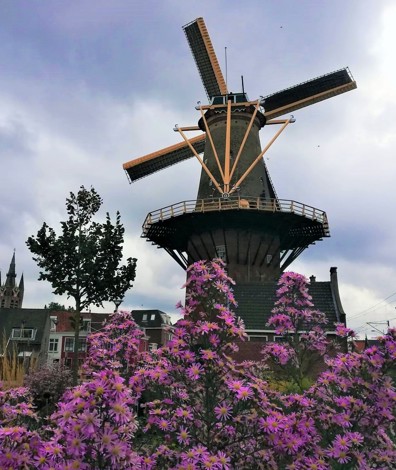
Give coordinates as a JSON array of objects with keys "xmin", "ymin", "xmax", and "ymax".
[
  {"xmin": 1, "ymin": 251, "xmax": 24, "ymax": 309},
  {"xmin": 5, "ymin": 251, "xmax": 17, "ymax": 288}
]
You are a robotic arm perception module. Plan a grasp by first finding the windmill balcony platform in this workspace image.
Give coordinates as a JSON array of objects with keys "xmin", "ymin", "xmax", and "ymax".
[
  {"xmin": 142, "ymin": 196, "xmax": 330, "ymax": 269},
  {"xmin": 143, "ymin": 197, "xmax": 328, "ymax": 228}
]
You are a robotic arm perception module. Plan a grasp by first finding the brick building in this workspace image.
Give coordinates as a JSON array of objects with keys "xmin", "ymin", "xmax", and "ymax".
[{"xmin": 47, "ymin": 310, "xmax": 173, "ymax": 367}]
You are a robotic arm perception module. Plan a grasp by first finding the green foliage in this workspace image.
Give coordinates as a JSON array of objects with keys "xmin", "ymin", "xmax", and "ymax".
[
  {"xmin": 270, "ymin": 377, "xmax": 314, "ymax": 393},
  {"xmin": 45, "ymin": 302, "xmax": 74, "ymax": 312},
  {"xmin": 27, "ymin": 186, "xmax": 137, "ymax": 311},
  {"xmin": 26, "ymin": 186, "xmax": 137, "ymax": 384}
]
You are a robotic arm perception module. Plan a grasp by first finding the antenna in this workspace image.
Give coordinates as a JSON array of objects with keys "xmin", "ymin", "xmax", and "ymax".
[
  {"xmin": 224, "ymin": 46, "xmax": 228, "ymax": 93},
  {"xmin": 241, "ymin": 75, "xmax": 245, "ymax": 94}
]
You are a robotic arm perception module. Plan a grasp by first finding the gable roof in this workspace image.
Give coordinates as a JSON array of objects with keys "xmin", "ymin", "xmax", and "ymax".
[
  {"xmin": 0, "ymin": 308, "xmax": 50, "ymax": 346},
  {"xmin": 131, "ymin": 309, "xmax": 172, "ymax": 327},
  {"xmin": 233, "ymin": 269, "xmax": 345, "ymax": 331}
]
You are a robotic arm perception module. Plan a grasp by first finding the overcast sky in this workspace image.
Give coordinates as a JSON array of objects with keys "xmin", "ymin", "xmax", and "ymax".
[{"xmin": 1, "ymin": 1, "xmax": 395, "ymax": 337}]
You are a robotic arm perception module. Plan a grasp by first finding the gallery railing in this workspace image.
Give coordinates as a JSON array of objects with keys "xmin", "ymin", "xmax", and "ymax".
[{"xmin": 142, "ymin": 197, "xmax": 329, "ymax": 234}]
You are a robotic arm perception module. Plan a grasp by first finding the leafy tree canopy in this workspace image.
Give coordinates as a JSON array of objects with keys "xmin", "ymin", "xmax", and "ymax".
[
  {"xmin": 45, "ymin": 302, "xmax": 74, "ymax": 312},
  {"xmin": 27, "ymin": 186, "xmax": 137, "ymax": 384},
  {"xmin": 27, "ymin": 186, "xmax": 137, "ymax": 312}
]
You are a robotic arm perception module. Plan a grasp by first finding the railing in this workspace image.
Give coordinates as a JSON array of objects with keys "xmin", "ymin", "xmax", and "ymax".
[{"xmin": 142, "ymin": 196, "xmax": 328, "ymax": 233}]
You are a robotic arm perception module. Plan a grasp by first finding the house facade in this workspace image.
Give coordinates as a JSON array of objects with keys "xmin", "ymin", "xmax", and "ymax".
[
  {"xmin": 131, "ymin": 309, "xmax": 173, "ymax": 351},
  {"xmin": 46, "ymin": 310, "xmax": 171, "ymax": 366},
  {"xmin": 46, "ymin": 311, "xmax": 100, "ymax": 367}
]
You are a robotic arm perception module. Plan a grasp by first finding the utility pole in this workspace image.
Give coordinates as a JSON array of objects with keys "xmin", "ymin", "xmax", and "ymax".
[{"xmin": 366, "ymin": 320, "xmax": 390, "ymax": 335}]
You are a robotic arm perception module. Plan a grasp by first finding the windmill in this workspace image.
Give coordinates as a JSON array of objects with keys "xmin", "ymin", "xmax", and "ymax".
[{"xmin": 123, "ymin": 17, "xmax": 356, "ymax": 286}]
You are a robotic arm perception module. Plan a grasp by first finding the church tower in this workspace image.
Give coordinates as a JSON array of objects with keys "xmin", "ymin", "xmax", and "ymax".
[{"xmin": 0, "ymin": 252, "xmax": 24, "ymax": 309}]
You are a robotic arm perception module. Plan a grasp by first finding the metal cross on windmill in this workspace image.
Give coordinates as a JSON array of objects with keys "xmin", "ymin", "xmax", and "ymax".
[{"xmin": 123, "ymin": 17, "xmax": 356, "ymax": 286}]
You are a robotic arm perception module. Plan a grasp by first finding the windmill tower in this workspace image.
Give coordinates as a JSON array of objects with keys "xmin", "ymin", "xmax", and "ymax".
[{"xmin": 123, "ymin": 17, "xmax": 356, "ymax": 293}]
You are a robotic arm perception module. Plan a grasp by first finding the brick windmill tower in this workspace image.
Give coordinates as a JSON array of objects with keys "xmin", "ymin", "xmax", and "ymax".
[{"xmin": 123, "ymin": 18, "xmax": 356, "ymax": 342}]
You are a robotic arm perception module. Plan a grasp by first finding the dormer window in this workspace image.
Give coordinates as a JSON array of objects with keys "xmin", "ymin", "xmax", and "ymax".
[
  {"xmin": 50, "ymin": 316, "xmax": 57, "ymax": 332},
  {"xmin": 11, "ymin": 328, "xmax": 36, "ymax": 340}
]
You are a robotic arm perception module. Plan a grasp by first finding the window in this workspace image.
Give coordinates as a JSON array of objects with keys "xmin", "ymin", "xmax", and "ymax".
[
  {"xmin": 150, "ymin": 314, "xmax": 156, "ymax": 321},
  {"xmin": 274, "ymin": 336, "xmax": 287, "ymax": 343},
  {"xmin": 248, "ymin": 335, "xmax": 268, "ymax": 343},
  {"xmin": 149, "ymin": 343, "xmax": 158, "ymax": 351},
  {"xmin": 64, "ymin": 338, "xmax": 74, "ymax": 352},
  {"xmin": 64, "ymin": 338, "xmax": 87, "ymax": 352},
  {"xmin": 216, "ymin": 245, "xmax": 226, "ymax": 262},
  {"xmin": 64, "ymin": 358, "xmax": 83, "ymax": 368},
  {"xmin": 49, "ymin": 338, "xmax": 59, "ymax": 352},
  {"xmin": 211, "ymin": 93, "xmax": 248, "ymax": 105},
  {"xmin": 142, "ymin": 314, "xmax": 148, "ymax": 322},
  {"xmin": 11, "ymin": 328, "xmax": 36, "ymax": 340},
  {"xmin": 64, "ymin": 358, "xmax": 72, "ymax": 368},
  {"xmin": 50, "ymin": 316, "xmax": 57, "ymax": 332},
  {"xmin": 81, "ymin": 319, "xmax": 91, "ymax": 332}
]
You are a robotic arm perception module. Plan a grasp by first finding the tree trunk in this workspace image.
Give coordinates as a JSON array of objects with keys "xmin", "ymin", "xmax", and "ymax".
[{"xmin": 72, "ymin": 301, "xmax": 81, "ymax": 386}]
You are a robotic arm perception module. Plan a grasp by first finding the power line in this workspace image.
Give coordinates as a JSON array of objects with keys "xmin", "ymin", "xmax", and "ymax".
[
  {"xmin": 348, "ymin": 292, "xmax": 396, "ymax": 320},
  {"xmin": 351, "ymin": 316, "xmax": 396, "ymax": 337}
]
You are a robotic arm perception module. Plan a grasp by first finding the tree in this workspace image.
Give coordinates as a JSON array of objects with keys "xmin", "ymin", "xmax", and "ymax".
[
  {"xmin": 45, "ymin": 301, "xmax": 74, "ymax": 312},
  {"xmin": 26, "ymin": 186, "xmax": 137, "ymax": 385}
]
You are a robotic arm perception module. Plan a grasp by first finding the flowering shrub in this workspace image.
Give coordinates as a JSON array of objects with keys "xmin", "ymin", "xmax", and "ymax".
[
  {"xmin": 49, "ymin": 369, "xmax": 141, "ymax": 469},
  {"xmin": 83, "ymin": 310, "xmax": 144, "ymax": 380},
  {"xmin": 0, "ymin": 384, "xmax": 44, "ymax": 468},
  {"xmin": 262, "ymin": 272, "xmax": 338, "ymax": 391},
  {"xmin": 0, "ymin": 426, "xmax": 46, "ymax": 469},
  {"xmin": 24, "ymin": 363, "xmax": 72, "ymax": 416},
  {"xmin": 131, "ymin": 259, "xmax": 287, "ymax": 468},
  {"xmin": 281, "ymin": 329, "xmax": 396, "ymax": 468},
  {"xmin": 0, "ymin": 261, "xmax": 395, "ymax": 469},
  {"xmin": 0, "ymin": 383, "xmax": 37, "ymax": 427}
]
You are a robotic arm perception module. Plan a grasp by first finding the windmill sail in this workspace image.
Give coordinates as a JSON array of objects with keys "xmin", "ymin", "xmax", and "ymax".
[
  {"xmin": 263, "ymin": 68, "xmax": 356, "ymax": 119},
  {"xmin": 183, "ymin": 17, "xmax": 227, "ymax": 99},
  {"xmin": 123, "ymin": 134, "xmax": 206, "ymax": 183}
]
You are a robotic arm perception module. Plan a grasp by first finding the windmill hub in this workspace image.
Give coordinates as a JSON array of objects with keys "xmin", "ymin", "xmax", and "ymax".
[{"xmin": 197, "ymin": 100, "xmax": 266, "ymax": 133}]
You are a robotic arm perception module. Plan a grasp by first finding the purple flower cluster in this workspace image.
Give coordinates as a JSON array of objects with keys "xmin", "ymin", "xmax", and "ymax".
[
  {"xmin": 262, "ymin": 272, "xmax": 336, "ymax": 390},
  {"xmin": 0, "ymin": 384, "xmax": 36, "ymax": 426},
  {"xmin": 0, "ymin": 262, "xmax": 395, "ymax": 469},
  {"xmin": 83, "ymin": 310, "xmax": 144, "ymax": 380}
]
